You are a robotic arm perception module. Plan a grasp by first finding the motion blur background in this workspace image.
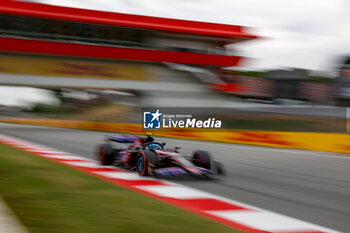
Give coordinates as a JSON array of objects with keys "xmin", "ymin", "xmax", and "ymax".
[
  {"xmin": 1, "ymin": 2, "xmax": 350, "ymax": 233},
  {"xmin": 0, "ymin": 0, "xmax": 349, "ymax": 131}
]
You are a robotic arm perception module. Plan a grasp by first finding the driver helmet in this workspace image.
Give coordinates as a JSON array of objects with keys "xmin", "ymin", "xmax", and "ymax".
[{"xmin": 148, "ymin": 143, "xmax": 160, "ymax": 150}]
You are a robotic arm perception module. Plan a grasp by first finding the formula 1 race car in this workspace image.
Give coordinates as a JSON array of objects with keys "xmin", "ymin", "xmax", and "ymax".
[{"xmin": 95, "ymin": 134, "xmax": 225, "ymax": 178}]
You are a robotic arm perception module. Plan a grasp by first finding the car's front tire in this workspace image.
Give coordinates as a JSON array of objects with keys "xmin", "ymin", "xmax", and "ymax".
[
  {"xmin": 214, "ymin": 161, "xmax": 226, "ymax": 175},
  {"xmin": 192, "ymin": 150, "xmax": 212, "ymax": 169}
]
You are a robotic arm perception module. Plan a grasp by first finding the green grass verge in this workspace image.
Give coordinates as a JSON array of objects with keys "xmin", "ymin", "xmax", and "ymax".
[{"xmin": 0, "ymin": 143, "xmax": 240, "ymax": 233}]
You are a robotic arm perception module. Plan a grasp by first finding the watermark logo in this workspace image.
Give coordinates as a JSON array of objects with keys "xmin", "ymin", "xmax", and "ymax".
[
  {"xmin": 143, "ymin": 109, "xmax": 162, "ymax": 129},
  {"xmin": 142, "ymin": 108, "xmax": 222, "ymax": 130}
]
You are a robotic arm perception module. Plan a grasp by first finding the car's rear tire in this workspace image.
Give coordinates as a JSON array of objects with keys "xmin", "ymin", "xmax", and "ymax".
[
  {"xmin": 136, "ymin": 150, "xmax": 157, "ymax": 176},
  {"xmin": 97, "ymin": 144, "xmax": 114, "ymax": 165},
  {"xmin": 192, "ymin": 150, "xmax": 212, "ymax": 169}
]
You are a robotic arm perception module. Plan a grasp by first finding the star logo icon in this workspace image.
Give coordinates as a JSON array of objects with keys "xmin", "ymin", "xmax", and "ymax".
[
  {"xmin": 143, "ymin": 109, "xmax": 162, "ymax": 129},
  {"xmin": 150, "ymin": 109, "xmax": 162, "ymax": 122}
]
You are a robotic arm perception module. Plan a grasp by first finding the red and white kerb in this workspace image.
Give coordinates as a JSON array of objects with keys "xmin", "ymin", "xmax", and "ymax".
[{"xmin": 0, "ymin": 133, "xmax": 340, "ymax": 233}]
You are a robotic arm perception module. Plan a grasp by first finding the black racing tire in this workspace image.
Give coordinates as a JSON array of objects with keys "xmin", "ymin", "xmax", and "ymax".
[
  {"xmin": 97, "ymin": 144, "xmax": 114, "ymax": 165},
  {"xmin": 192, "ymin": 150, "xmax": 212, "ymax": 170},
  {"xmin": 136, "ymin": 150, "xmax": 158, "ymax": 176},
  {"xmin": 214, "ymin": 161, "xmax": 226, "ymax": 175}
]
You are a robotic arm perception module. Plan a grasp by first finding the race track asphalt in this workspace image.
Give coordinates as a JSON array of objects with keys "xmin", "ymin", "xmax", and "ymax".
[{"xmin": 0, "ymin": 122, "xmax": 349, "ymax": 232}]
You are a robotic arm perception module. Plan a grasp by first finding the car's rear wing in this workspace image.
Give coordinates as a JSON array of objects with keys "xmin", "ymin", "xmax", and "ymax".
[{"xmin": 109, "ymin": 136, "xmax": 137, "ymax": 143}]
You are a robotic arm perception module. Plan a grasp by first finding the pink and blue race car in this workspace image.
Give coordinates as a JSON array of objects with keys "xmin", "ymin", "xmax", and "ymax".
[{"xmin": 96, "ymin": 134, "xmax": 225, "ymax": 178}]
